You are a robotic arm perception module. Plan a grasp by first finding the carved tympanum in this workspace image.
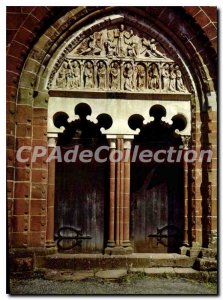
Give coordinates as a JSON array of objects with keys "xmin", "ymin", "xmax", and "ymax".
[{"xmin": 50, "ymin": 24, "xmax": 188, "ymax": 93}]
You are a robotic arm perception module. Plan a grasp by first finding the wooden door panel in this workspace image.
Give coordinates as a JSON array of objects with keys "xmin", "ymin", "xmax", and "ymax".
[
  {"xmin": 131, "ymin": 163, "xmax": 183, "ymax": 253},
  {"xmin": 133, "ymin": 181, "xmax": 168, "ymax": 253},
  {"xmin": 55, "ymin": 149, "xmax": 107, "ymax": 253}
]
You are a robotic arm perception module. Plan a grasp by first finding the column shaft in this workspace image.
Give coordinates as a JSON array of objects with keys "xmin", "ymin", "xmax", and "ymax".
[
  {"xmin": 46, "ymin": 147, "xmax": 56, "ymax": 247},
  {"xmin": 107, "ymin": 150, "xmax": 116, "ymax": 247}
]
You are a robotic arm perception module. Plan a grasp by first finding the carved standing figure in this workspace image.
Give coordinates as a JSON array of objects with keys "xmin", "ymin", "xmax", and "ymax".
[
  {"xmin": 70, "ymin": 60, "xmax": 81, "ymax": 88},
  {"xmin": 105, "ymin": 30, "xmax": 117, "ymax": 57},
  {"xmin": 148, "ymin": 63, "xmax": 159, "ymax": 90},
  {"xmin": 110, "ymin": 62, "xmax": 120, "ymax": 90},
  {"xmin": 161, "ymin": 63, "xmax": 170, "ymax": 91},
  {"xmin": 56, "ymin": 62, "xmax": 67, "ymax": 88},
  {"xmin": 169, "ymin": 65, "xmax": 177, "ymax": 91},
  {"xmin": 84, "ymin": 62, "xmax": 94, "ymax": 88},
  {"xmin": 124, "ymin": 63, "xmax": 134, "ymax": 91},
  {"xmin": 136, "ymin": 64, "xmax": 146, "ymax": 90},
  {"xmin": 116, "ymin": 24, "xmax": 126, "ymax": 57},
  {"xmin": 97, "ymin": 61, "xmax": 106, "ymax": 90},
  {"xmin": 175, "ymin": 65, "xmax": 186, "ymax": 92}
]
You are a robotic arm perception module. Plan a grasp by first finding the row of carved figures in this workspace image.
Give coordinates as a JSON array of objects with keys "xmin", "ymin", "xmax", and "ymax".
[{"xmin": 55, "ymin": 60, "xmax": 187, "ymax": 92}]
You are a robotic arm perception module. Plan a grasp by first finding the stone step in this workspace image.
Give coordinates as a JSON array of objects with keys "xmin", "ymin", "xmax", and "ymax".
[
  {"xmin": 40, "ymin": 267, "xmax": 217, "ymax": 283},
  {"xmin": 38, "ymin": 253, "xmax": 195, "ymax": 271}
]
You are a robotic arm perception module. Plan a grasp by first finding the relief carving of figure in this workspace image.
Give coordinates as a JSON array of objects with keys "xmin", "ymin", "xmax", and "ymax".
[
  {"xmin": 124, "ymin": 63, "xmax": 134, "ymax": 91},
  {"xmin": 161, "ymin": 63, "xmax": 170, "ymax": 91},
  {"xmin": 97, "ymin": 61, "xmax": 106, "ymax": 90},
  {"xmin": 70, "ymin": 60, "xmax": 80, "ymax": 88},
  {"xmin": 125, "ymin": 30, "xmax": 138, "ymax": 57},
  {"xmin": 169, "ymin": 65, "xmax": 177, "ymax": 91},
  {"xmin": 56, "ymin": 61, "xmax": 67, "ymax": 88},
  {"xmin": 84, "ymin": 61, "xmax": 94, "ymax": 88},
  {"xmin": 116, "ymin": 25, "xmax": 126, "ymax": 57},
  {"xmin": 66, "ymin": 60, "xmax": 75, "ymax": 88},
  {"xmin": 80, "ymin": 32, "xmax": 103, "ymax": 55},
  {"xmin": 110, "ymin": 62, "xmax": 120, "ymax": 90},
  {"xmin": 148, "ymin": 63, "xmax": 159, "ymax": 90},
  {"xmin": 105, "ymin": 30, "xmax": 117, "ymax": 57},
  {"xmin": 136, "ymin": 64, "xmax": 146, "ymax": 90},
  {"xmin": 141, "ymin": 38, "xmax": 166, "ymax": 58},
  {"xmin": 175, "ymin": 65, "xmax": 186, "ymax": 92}
]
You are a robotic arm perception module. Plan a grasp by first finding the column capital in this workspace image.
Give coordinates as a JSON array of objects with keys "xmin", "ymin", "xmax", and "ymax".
[
  {"xmin": 106, "ymin": 135, "xmax": 117, "ymax": 149},
  {"xmin": 47, "ymin": 133, "xmax": 58, "ymax": 148},
  {"xmin": 123, "ymin": 135, "xmax": 134, "ymax": 149},
  {"xmin": 181, "ymin": 135, "xmax": 191, "ymax": 150}
]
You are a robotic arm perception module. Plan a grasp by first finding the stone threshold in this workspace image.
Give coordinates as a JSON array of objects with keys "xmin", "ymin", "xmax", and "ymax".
[
  {"xmin": 38, "ymin": 253, "xmax": 195, "ymax": 270},
  {"xmin": 39, "ymin": 267, "xmax": 217, "ymax": 283}
]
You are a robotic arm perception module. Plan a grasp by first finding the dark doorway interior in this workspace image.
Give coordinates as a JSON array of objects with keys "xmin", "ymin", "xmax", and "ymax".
[
  {"xmin": 54, "ymin": 103, "xmax": 110, "ymax": 253},
  {"xmin": 130, "ymin": 105, "xmax": 185, "ymax": 253}
]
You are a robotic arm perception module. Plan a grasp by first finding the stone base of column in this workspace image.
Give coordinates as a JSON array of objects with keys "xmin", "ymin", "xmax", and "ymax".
[
  {"xmin": 46, "ymin": 241, "xmax": 56, "ymax": 249},
  {"xmin": 106, "ymin": 240, "xmax": 116, "ymax": 248},
  {"xmin": 122, "ymin": 240, "xmax": 132, "ymax": 247},
  {"xmin": 104, "ymin": 246, "xmax": 133, "ymax": 255},
  {"xmin": 179, "ymin": 245, "xmax": 190, "ymax": 255},
  {"xmin": 179, "ymin": 242, "xmax": 203, "ymax": 258}
]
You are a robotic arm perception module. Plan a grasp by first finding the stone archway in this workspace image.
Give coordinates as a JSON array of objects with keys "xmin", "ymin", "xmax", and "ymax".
[
  {"xmin": 46, "ymin": 16, "xmax": 193, "ymax": 254},
  {"xmin": 9, "ymin": 7, "xmax": 217, "ymax": 257}
]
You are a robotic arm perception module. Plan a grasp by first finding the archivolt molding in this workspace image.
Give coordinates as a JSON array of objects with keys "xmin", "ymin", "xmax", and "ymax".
[{"xmin": 16, "ymin": 7, "xmax": 217, "ymax": 113}]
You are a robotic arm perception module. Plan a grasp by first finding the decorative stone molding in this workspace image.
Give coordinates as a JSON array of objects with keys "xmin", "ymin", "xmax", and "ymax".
[
  {"xmin": 48, "ymin": 97, "xmax": 191, "ymax": 136},
  {"xmin": 47, "ymin": 134, "xmax": 58, "ymax": 148},
  {"xmin": 47, "ymin": 23, "xmax": 189, "ymax": 94},
  {"xmin": 181, "ymin": 135, "xmax": 191, "ymax": 150}
]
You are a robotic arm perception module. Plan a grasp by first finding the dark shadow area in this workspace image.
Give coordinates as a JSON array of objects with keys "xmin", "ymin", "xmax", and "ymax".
[
  {"xmin": 129, "ymin": 105, "xmax": 185, "ymax": 253},
  {"xmin": 54, "ymin": 103, "xmax": 111, "ymax": 253}
]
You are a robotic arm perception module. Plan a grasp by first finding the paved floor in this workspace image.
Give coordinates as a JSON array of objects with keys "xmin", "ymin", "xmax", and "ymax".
[{"xmin": 10, "ymin": 276, "xmax": 217, "ymax": 295}]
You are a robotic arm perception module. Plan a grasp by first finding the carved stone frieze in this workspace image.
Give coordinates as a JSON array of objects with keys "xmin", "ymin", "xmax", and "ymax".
[{"xmin": 48, "ymin": 25, "xmax": 189, "ymax": 93}]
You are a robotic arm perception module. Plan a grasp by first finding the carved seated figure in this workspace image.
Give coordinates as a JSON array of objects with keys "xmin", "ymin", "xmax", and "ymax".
[
  {"xmin": 105, "ymin": 30, "xmax": 117, "ymax": 57},
  {"xmin": 125, "ymin": 30, "xmax": 138, "ymax": 57}
]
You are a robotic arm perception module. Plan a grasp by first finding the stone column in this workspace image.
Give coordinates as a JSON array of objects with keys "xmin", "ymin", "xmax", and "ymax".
[
  {"xmin": 106, "ymin": 138, "xmax": 116, "ymax": 248},
  {"xmin": 46, "ymin": 134, "xmax": 57, "ymax": 247},
  {"xmin": 105, "ymin": 136, "xmax": 133, "ymax": 255},
  {"xmin": 122, "ymin": 138, "xmax": 133, "ymax": 250},
  {"xmin": 181, "ymin": 135, "xmax": 191, "ymax": 247}
]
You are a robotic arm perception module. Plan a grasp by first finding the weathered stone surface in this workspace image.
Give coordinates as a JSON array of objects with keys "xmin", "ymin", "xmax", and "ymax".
[
  {"xmin": 44, "ymin": 269, "xmax": 94, "ymax": 281},
  {"xmin": 11, "ymin": 257, "xmax": 34, "ymax": 272},
  {"xmin": 43, "ymin": 253, "xmax": 195, "ymax": 271},
  {"xmin": 96, "ymin": 269, "xmax": 127, "ymax": 279},
  {"xmin": 194, "ymin": 258, "xmax": 217, "ymax": 271}
]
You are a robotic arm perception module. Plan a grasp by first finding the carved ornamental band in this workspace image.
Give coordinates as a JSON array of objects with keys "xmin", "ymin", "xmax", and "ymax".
[{"xmin": 50, "ymin": 25, "xmax": 188, "ymax": 93}]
